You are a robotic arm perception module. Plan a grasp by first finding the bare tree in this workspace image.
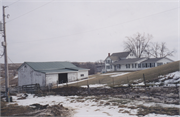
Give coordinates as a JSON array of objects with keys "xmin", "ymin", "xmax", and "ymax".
[
  {"xmin": 124, "ymin": 33, "xmax": 153, "ymax": 58},
  {"xmin": 124, "ymin": 33, "xmax": 174, "ymax": 58},
  {"xmin": 150, "ymin": 42, "xmax": 160, "ymax": 58},
  {"xmin": 149, "ymin": 42, "xmax": 174, "ymax": 58}
]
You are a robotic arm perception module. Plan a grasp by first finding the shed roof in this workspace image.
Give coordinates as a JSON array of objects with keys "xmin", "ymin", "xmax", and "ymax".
[{"xmin": 18, "ymin": 61, "xmax": 89, "ymax": 74}]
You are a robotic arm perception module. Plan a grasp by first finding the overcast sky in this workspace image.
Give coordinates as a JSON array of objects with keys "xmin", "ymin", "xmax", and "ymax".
[{"xmin": 0, "ymin": 0, "xmax": 179, "ymax": 63}]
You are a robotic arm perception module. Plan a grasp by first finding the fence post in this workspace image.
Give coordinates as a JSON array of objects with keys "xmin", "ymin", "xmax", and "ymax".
[
  {"xmin": 176, "ymin": 83, "xmax": 179, "ymax": 99},
  {"xmin": 66, "ymin": 82, "xmax": 68, "ymax": 87},
  {"xmin": 143, "ymin": 74, "xmax": 146, "ymax": 87},
  {"xmin": 112, "ymin": 78, "xmax": 114, "ymax": 87},
  {"xmin": 87, "ymin": 80, "xmax": 90, "ymax": 95},
  {"xmin": 127, "ymin": 77, "xmax": 129, "ymax": 87},
  {"xmin": 143, "ymin": 74, "xmax": 149, "ymax": 99},
  {"xmin": 18, "ymin": 86, "xmax": 19, "ymax": 93}
]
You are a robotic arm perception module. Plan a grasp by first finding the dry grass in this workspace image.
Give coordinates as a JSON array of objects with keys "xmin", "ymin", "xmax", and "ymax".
[
  {"xmin": 68, "ymin": 60, "xmax": 179, "ymax": 87},
  {"xmin": 1, "ymin": 99, "xmax": 33, "ymax": 116},
  {"xmin": 137, "ymin": 105, "xmax": 179, "ymax": 116}
]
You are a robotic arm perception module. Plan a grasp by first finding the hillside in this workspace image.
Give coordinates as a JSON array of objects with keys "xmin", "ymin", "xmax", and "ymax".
[{"xmin": 68, "ymin": 60, "xmax": 180, "ymax": 87}]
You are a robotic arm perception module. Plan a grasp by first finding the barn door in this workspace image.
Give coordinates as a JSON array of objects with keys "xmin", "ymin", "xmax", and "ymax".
[{"xmin": 58, "ymin": 73, "xmax": 68, "ymax": 84}]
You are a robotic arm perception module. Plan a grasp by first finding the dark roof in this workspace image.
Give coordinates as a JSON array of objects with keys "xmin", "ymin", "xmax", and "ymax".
[
  {"xmin": 108, "ymin": 51, "xmax": 130, "ymax": 61},
  {"xmin": 113, "ymin": 58, "xmax": 144, "ymax": 64},
  {"xmin": 25, "ymin": 62, "xmax": 76, "ymax": 71},
  {"xmin": 18, "ymin": 61, "xmax": 89, "ymax": 74}
]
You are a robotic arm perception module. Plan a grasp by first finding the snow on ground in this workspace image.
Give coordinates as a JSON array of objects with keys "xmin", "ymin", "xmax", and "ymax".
[
  {"xmin": 150, "ymin": 71, "xmax": 180, "ymax": 87},
  {"xmin": 100, "ymin": 73, "xmax": 118, "ymax": 75},
  {"xmin": 127, "ymin": 71, "xmax": 180, "ymax": 87},
  {"xmin": 81, "ymin": 84, "xmax": 110, "ymax": 88},
  {"xmin": 13, "ymin": 75, "xmax": 18, "ymax": 79},
  {"xmin": 100, "ymin": 72, "xmax": 129, "ymax": 77},
  {"xmin": 10, "ymin": 94, "xmax": 180, "ymax": 117},
  {"xmin": 110, "ymin": 72, "xmax": 129, "ymax": 77}
]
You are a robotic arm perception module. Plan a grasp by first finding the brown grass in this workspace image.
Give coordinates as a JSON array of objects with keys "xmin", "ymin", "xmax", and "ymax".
[
  {"xmin": 68, "ymin": 60, "xmax": 179, "ymax": 86},
  {"xmin": 1, "ymin": 100, "xmax": 33, "ymax": 116},
  {"xmin": 137, "ymin": 105, "xmax": 179, "ymax": 116}
]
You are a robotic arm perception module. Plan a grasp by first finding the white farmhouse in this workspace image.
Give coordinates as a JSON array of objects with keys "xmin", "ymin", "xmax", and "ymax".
[
  {"xmin": 105, "ymin": 51, "xmax": 174, "ymax": 72},
  {"xmin": 17, "ymin": 61, "xmax": 89, "ymax": 86}
]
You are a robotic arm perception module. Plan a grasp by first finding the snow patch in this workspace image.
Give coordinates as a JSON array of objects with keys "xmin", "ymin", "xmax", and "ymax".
[
  {"xmin": 81, "ymin": 84, "xmax": 110, "ymax": 88},
  {"xmin": 110, "ymin": 72, "xmax": 129, "ymax": 77},
  {"xmin": 13, "ymin": 75, "xmax": 18, "ymax": 79}
]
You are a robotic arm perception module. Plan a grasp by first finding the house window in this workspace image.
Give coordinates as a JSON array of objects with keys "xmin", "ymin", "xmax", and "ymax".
[
  {"xmin": 132, "ymin": 64, "xmax": 134, "ymax": 68},
  {"xmin": 147, "ymin": 63, "xmax": 150, "ymax": 67},
  {"xmin": 129, "ymin": 53, "xmax": 133, "ymax": 56},
  {"xmin": 81, "ymin": 74, "xmax": 84, "ymax": 77},
  {"xmin": 135, "ymin": 63, "xmax": 137, "ymax": 68},
  {"xmin": 117, "ymin": 64, "xmax": 121, "ymax": 69},
  {"xmin": 138, "ymin": 64, "xmax": 141, "ymax": 68},
  {"xmin": 157, "ymin": 63, "xmax": 163, "ymax": 66},
  {"xmin": 142, "ymin": 63, "xmax": 146, "ymax": 68},
  {"xmin": 107, "ymin": 66, "xmax": 110, "ymax": 69},
  {"xmin": 107, "ymin": 60, "xmax": 111, "ymax": 63},
  {"xmin": 126, "ymin": 64, "xmax": 130, "ymax": 68},
  {"xmin": 151, "ymin": 63, "xmax": 155, "ymax": 67}
]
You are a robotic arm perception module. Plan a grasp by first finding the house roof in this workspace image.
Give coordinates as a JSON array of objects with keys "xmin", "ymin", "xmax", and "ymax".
[
  {"xmin": 141, "ymin": 57, "xmax": 174, "ymax": 63},
  {"xmin": 18, "ymin": 61, "xmax": 89, "ymax": 74},
  {"xmin": 112, "ymin": 58, "xmax": 144, "ymax": 64},
  {"xmin": 108, "ymin": 51, "xmax": 130, "ymax": 61},
  {"xmin": 112, "ymin": 57, "xmax": 173, "ymax": 65}
]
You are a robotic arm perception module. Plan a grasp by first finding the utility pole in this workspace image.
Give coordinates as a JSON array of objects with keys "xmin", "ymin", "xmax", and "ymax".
[{"xmin": 2, "ymin": 6, "xmax": 9, "ymax": 102}]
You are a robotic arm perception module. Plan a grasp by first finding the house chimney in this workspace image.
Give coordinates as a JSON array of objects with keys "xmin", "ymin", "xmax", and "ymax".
[{"xmin": 108, "ymin": 53, "xmax": 110, "ymax": 57}]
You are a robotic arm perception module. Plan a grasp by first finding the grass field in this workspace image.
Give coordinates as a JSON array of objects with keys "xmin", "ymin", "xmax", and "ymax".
[{"xmin": 69, "ymin": 60, "xmax": 180, "ymax": 87}]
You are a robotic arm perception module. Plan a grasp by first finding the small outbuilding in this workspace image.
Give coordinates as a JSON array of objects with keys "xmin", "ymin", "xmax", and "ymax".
[{"xmin": 17, "ymin": 61, "xmax": 89, "ymax": 86}]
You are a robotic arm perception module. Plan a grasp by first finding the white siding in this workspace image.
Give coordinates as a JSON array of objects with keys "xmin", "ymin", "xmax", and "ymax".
[
  {"xmin": 68, "ymin": 72, "xmax": 78, "ymax": 82},
  {"xmin": 46, "ymin": 72, "xmax": 78, "ymax": 85},
  {"xmin": 78, "ymin": 70, "xmax": 88, "ymax": 80},
  {"xmin": 114, "ymin": 64, "xmax": 146, "ymax": 71},
  {"xmin": 157, "ymin": 58, "xmax": 173, "ymax": 65},
  {"xmin": 46, "ymin": 74, "xmax": 58, "ymax": 86},
  {"xmin": 126, "ymin": 52, "xmax": 137, "ymax": 59},
  {"xmin": 105, "ymin": 57, "xmax": 113, "ymax": 72},
  {"xmin": 18, "ymin": 64, "xmax": 45, "ymax": 86}
]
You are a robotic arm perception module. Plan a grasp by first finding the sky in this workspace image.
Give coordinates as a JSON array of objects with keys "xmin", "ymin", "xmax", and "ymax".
[{"xmin": 0, "ymin": 0, "xmax": 179, "ymax": 63}]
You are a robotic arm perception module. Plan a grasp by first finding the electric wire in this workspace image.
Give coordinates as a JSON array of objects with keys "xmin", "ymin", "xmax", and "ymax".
[
  {"xmin": 7, "ymin": 0, "xmax": 21, "ymax": 7},
  {"xmin": 7, "ymin": 56, "xmax": 14, "ymax": 64},
  {"xmin": 7, "ymin": 7, "xmax": 179, "ymax": 44},
  {"xmin": 7, "ymin": 0, "xmax": 54, "ymax": 23}
]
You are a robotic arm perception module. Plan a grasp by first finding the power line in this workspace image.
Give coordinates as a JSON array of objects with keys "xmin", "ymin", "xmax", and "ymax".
[
  {"xmin": 7, "ymin": 56, "xmax": 14, "ymax": 64},
  {"xmin": 7, "ymin": 0, "xmax": 54, "ymax": 23},
  {"xmin": 8, "ymin": 7, "xmax": 179, "ymax": 44},
  {"xmin": 7, "ymin": 0, "xmax": 21, "ymax": 7},
  {"xmin": 0, "ymin": 50, "xmax": 4, "ymax": 58}
]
